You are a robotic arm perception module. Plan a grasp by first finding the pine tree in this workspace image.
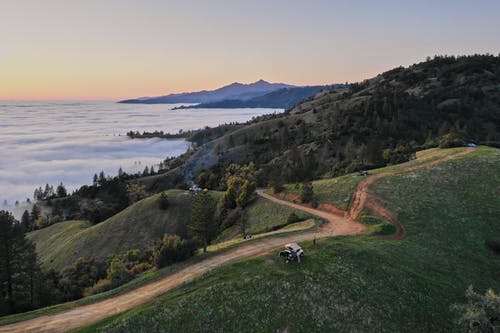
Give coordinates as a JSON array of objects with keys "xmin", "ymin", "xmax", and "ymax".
[
  {"xmin": 0, "ymin": 210, "xmax": 42, "ymax": 315},
  {"xmin": 56, "ymin": 182, "xmax": 67, "ymax": 197},
  {"xmin": 30, "ymin": 204, "xmax": 41, "ymax": 226},
  {"xmin": 189, "ymin": 192, "xmax": 216, "ymax": 253},
  {"xmin": 21, "ymin": 210, "xmax": 31, "ymax": 232}
]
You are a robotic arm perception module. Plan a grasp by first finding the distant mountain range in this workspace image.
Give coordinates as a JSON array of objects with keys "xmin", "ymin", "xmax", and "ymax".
[
  {"xmin": 172, "ymin": 86, "xmax": 332, "ymax": 110},
  {"xmin": 118, "ymin": 80, "xmax": 340, "ymax": 108}
]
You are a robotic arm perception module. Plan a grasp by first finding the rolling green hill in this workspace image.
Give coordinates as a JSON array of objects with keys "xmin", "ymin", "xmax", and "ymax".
[
  {"xmin": 82, "ymin": 147, "xmax": 500, "ymax": 333},
  {"xmin": 28, "ymin": 190, "xmax": 199, "ymax": 270},
  {"xmin": 28, "ymin": 190, "xmax": 311, "ymax": 271}
]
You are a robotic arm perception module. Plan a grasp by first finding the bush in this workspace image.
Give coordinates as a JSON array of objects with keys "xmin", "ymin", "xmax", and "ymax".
[
  {"xmin": 375, "ymin": 222, "xmax": 397, "ymax": 235},
  {"xmin": 311, "ymin": 199, "xmax": 319, "ymax": 208},
  {"xmin": 107, "ymin": 257, "xmax": 133, "ymax": 287},
  {"xmin": 158, "ymin": 192, "xmax": 169, "ymax": 210},
  {"xmin": 485, "ymin": 239, "xmax": 500, "ymax": 253},
  {"xmin": 300, "ymin": 182, "xmax": 314, "ymax": 203},
  {"xmin": 153, "ymin": 234, "xmax": 198, "ymax": 268},
  {"xmin": 287, "ymin": 213, "xmax": 301, "ymax": 224},
  {"xmin": 130, "ymin": 262, "xmax": 152, "ymax": 275},
  {"xmin": 84, "ymin": 278, "xmax": 113, "ymax": 296}
]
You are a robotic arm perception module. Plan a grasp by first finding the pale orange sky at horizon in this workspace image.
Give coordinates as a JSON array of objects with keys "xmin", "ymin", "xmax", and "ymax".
[{"xmin": 1, "ymin": 0, "xmax": 499, "ymax": 100}]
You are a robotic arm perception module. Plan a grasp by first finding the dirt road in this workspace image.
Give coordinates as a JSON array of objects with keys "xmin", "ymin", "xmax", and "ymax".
[
  {"xmin": 346, "ymin": 147, "xmax": 476, "ymax": 239},
  {"xmin": 0, "ymin": 195, "xmax": 365, "ymax": 333},
  {"xmin": 0, "ymin": 147, "xmax": 474, "ymax": 332}
]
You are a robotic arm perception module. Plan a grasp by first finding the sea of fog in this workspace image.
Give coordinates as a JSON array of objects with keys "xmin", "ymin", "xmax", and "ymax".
[{"xmin": 0, "ymin": 101, "xmax": 281, "ymax": 216}]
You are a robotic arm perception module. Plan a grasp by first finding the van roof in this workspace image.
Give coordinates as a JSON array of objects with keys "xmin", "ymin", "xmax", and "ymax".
[{"xmin": 285, "ymin": 243, "xmax": 301, "ymax": 251}]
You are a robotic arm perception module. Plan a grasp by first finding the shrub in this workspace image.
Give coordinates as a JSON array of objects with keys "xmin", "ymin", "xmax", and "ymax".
[
  {"xmin": 311, "ymin": 199, "xmax": 319, "ymax": 208},
  {"xmin": 300, "ymin": 182, "xmax": 314, "ymax": 203},
  {"xmin": 107, "ymin": 257, "xmax": 133, "ymax": 287},
  {"xmin": 153, "ymin": 234, "xmax": 198, "ymax": 268},
  {"xmin": 130, "ymin": 262, "xmax": 152, "ymax": 275},
  {"xmin": 158, "ymin": 192, "xmax": 169, "ymax": 210},
  {"xmin": 375, "ymin": 222, "xmax": 397, "ymax": 235},
  {"xmin": 84, "ymin": 278, "xmax": 112, "ymax": 296},
  {"xmin": 454, "ymin": 286, "xmax": 500, "ymax": 332},
  {"xmin": 485, "ymin": 239, "xmax": 500, "ymax": 253}
]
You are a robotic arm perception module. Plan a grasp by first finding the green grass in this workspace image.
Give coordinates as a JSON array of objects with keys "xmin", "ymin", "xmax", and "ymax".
[
  {"xmin": 27, "ymin": 189, "xmax": 212, "ymax": 270},
  {"xmin": 278, "ymin": 147, "xmax": 469, "ymax": 211},
  {"xmin": 215, "ymin": 196, "xmax": 314, "ymax": 241},
  {"xmin": 81, "ymin": 147, "xmax": 500, "ymax": 332}
]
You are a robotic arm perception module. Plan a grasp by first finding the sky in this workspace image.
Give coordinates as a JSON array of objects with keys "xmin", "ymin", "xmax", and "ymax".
[{"xmin": 1, "ymin": 0, "xmax": 500, "ymax": 100}]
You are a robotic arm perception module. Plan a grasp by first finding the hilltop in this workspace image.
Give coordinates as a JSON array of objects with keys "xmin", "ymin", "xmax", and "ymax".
[
  {"xmin": 151, "ymin": 55, "xmax": 500, "ymax": 189},
  {"xmin": 172, "ymin": 85, "xmax": 333, "ymax": 110},
  {"xmin": 118, "ymin": 79, "xmax": 295, "ymax": 104}
]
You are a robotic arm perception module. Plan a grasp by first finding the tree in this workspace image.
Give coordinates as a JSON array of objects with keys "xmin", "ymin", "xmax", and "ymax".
[
  {"xmin": 455, "ymin": 286, "xmax": 500, "ymax": 332},
  {"xmin": 158, "ymin": 192, "xmax": 169, "ymax": 210},
  {"xmin": 0, "ymin": 210, "xmax": 43, "ymax": 315},
  {"xmin": 30, "ymin": 204, "xmax": 41, "ymax": 224},
  {"xmin": 152, "ymin": 234, "xmax": 198, "ymax": 268},
  {"xmin": 300, "ymin": 182, "xmax": 314, "ymax": 203},
  {"xmin": 221, "ymin": 163, "xmax": 256, "ymax": 209},
  {"xmin": 189, "ymin": 192, "xmax": 216, "ymax": 252},
  {"xmin": 21, "ymin": 210, "xmax": 31, "ymax": 232},
  {"xmin": 126, "ymin": 183, "xmax": 147, "ymax": 204},
  {"xmin": 56, "ymin": 182, "xmax": 67, "ymax": 198},
  {"xmin": 117, "ymin": 167, "xmax": 124, "ymax": 178},
  {"xmin": 106, "ymin": 257, "xmax": 132, "ymax": 288}
]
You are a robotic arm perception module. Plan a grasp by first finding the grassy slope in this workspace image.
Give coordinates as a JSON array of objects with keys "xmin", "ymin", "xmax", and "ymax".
[
  {"xmin": 28, "ymin": 189, "xmax": 311, "ymax": 270},
  {"xmin": 82, "ymin": 147, "xmax": 500, "ymax": 333},
  {"xmin": 280, "ymin": 147, "xmax": 467, "ymax": 210},
  {"xmin": 28, "ymin": 190, "xmax": 211, "ymax": 270},
  {"xmin": 216, "ymin": 197, "xmax": 314, "ymax": 241}
]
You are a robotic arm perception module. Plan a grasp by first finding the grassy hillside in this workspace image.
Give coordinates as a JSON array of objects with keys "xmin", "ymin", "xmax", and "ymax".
[
  {"xmin": 29, "ymin": 190, "xmax": 311, "ymax": 270},
  {"xmin": 28, "ymin": 190, "xmax": 210, "ymax": 270},
  {"xmin": 82, "ymin": 147, "xmax": 500, "ymax": 332},
  {"xmin": 277, "ymin": 147, "xmax": 467, "ymax": 210}
]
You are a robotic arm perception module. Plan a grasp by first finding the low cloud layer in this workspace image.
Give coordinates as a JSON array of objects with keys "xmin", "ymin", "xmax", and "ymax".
[{"xmin": 0, "ymin": 101, "xmax": 278, "ymax": 213}]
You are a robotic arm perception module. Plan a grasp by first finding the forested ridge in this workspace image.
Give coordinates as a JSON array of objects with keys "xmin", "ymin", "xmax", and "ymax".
[{"xmin": 166, "ymin": 55, "xmax": 500, "ymax": 188}]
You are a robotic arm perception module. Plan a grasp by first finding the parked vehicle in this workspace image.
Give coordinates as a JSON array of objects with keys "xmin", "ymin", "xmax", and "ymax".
[{"xmin": 279, "ymin": 243, "xmax": 304, "ymax": 263}]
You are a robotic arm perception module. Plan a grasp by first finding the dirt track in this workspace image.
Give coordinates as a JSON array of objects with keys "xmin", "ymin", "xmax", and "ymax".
[
  {"xmin": 0, "ymin": 195, "xmax": 365, "ymax": 333},
  {"xmin": 0, "ymin": 147, "xmax": 474, "ymax": 332},
  {"xmin": 346, "ymin": 147, "xmax": 476, "ymax": 239}
]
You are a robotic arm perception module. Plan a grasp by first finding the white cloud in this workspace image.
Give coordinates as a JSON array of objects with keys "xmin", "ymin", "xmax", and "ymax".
[{"xmin": 0, "ymin": 101, "xmax": 279, "ymax": 214}]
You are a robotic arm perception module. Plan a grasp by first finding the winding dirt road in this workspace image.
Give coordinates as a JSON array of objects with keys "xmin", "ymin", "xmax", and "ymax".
[
  {"xmin": 0, "ymin": 147, "xmax": 474, "ymax": 332},
  {"xmin": 0, "ymin": 196, "xmax": 365, "ymax": 333}
]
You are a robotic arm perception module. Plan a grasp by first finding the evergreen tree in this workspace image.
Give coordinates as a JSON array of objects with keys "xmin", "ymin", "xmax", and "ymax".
[
  {"xmin": 56, "ymin": 182, "xmax": 67, "ymax": 198},
  {"xmin": 30, "ymin": 204, "xmax": 41, "ymax": 225},
  {"xmin": 189, "ymin": 192, "xmax": 216, "ymax": 253},
  {"xmin": 0, "ymin": 210, "xmax": 42, "ymax": 315},
  {"xmin": 21, "ymin": 210, "xmax": 31, "ymax": 232}
]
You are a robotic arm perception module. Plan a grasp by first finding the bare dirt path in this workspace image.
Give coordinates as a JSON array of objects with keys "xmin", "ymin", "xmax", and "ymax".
[
  {"xmin": 346, "ymin": 147, "xmax": 476, "ymax": 239},
  {"xmin": 0, "ymin": 148, "xmax": 475, "ymax": 332},
  {"xmin": 0, "ymin": 195, "xmax": 365, "ymax": 333}
]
